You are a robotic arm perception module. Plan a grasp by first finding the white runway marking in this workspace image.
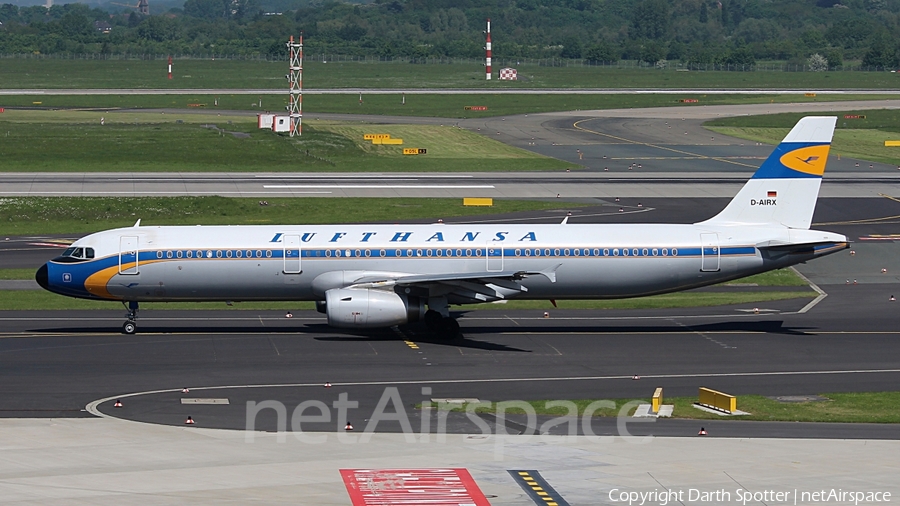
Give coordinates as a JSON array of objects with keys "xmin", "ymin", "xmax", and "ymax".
[
  {"xmin": 119, "ymin": 177, "xmax": 417, "ymax": 182},
  {"xmin": 262, "ymin": 184, "xmax": 495, "ymax": 189},
  {"xmin": 86, "ymin": 368, "xmax": 900, "ymax": 420},
  {"xmin": 254, "ymin": 174, "xmax": 474, "ymax": 179},
  {"xmin": 0, "ymin": 191, "xmax": 333, "ymax": 195}
]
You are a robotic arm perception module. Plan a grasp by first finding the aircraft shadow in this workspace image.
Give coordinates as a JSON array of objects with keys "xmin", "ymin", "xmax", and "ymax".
[
  {"xmin": 458, "ymin": 320, "xmax": 814, "ymax": 336},
  {"xmin": 24, "ymin": 324, "xmax": 531, "ymax": 352}
]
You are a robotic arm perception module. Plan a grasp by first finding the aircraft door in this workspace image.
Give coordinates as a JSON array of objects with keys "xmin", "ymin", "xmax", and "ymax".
[
  {"xmin": 119, "ymin": 236, "xmax": 140, "ymax": 275},
  {"xmin": 486, "ymin": 242, "xmax": 504, "ymax": 272},
  {"xmin": 283, "ymin": 235, "xmax": 301, "ymax": 274},
  {"xmin": 700, "ymin": 233, "xmax": 720, "ymax": 272}
]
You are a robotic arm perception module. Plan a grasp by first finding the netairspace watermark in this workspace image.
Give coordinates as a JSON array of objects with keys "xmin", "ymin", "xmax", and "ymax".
[
  {"xmin": 242, "ymin": 386, "xmax": 655, "ymax": 458},
  {"xmin": 609, "ymin": 488, "xmax": 892, "ymax": 506}
]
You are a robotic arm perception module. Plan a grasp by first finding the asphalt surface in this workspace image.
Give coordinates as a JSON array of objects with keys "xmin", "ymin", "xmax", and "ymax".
[
  {"xmin": 1, "ymin": 282, "xmax": 899, "ymax": 438},
  {"xmin": 2, "ymin": 196, "xmax": 899, "ymax": 436},
  {"xmin": 3, "ymin": 101, "xmax": 900, "ymax": 439}
]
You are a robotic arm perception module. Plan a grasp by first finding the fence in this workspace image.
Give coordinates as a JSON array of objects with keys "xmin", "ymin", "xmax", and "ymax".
[{"xmin": 0, "ymin": 53, "xmax": 891, "ymax": 72}]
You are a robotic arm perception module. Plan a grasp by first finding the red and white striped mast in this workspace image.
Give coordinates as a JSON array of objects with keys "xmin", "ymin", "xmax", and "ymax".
[
  {"xmin": 485, "ymin": 18, "xmax": 492, "ymax": 80},
  {"xmin": 167, "ymin": 55, "xmax": 172, "ymax": 80},
  {"xmin": 287, "ymin": 34, "xmax": 303, "ymax": 137}
]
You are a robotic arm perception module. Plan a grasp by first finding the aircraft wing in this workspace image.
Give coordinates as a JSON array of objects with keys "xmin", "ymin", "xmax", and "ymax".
[{"xmin": 348, "ymin": 266, "xmax": 560, "ymax": 303}]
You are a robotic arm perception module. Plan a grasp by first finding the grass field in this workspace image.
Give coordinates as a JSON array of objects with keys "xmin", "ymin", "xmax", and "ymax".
[
  {"xmin": 1, "ymin": 93, "xmax": 896, "ymax": 119},
  {"xmin": 0, "ymin": 196, "xmax": 585, "ymax": 235},
  {"xmin": 3, "ymin": 58, "xmax": 900, "ymax": 90},
  {"xmin": 460, "ymin": 392, "xmax": 900, "ymax": 423},
  {"xmin": 705, "ymin": 109, "xmax": 900, "ymax": 165},
  {"xmin": 316, "ymin": 121, "xmax": 543, "ymax": 159},
  {"xmin": 0, "ymin": 110, "xmax": 571, "ymax": 172}
]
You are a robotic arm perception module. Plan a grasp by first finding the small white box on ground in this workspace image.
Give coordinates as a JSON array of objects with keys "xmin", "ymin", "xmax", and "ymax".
[
  {"xmin": 272, "ymin": 115, "xmax": 291, "ymax": 133},
  {"xmin": 257, "ymin": 113, "xmax": 274, "ymax": 129}
]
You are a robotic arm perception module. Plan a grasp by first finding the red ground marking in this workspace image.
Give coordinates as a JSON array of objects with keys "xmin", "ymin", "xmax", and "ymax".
[{"xmin": 341, "ymin": 468, "xmax": 491, "ymax": 506}]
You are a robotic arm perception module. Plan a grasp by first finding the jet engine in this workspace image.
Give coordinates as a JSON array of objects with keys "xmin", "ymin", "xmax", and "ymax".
[{"xmin": 322, "ymin": 288, "xmax": 424, "ymax": 328}]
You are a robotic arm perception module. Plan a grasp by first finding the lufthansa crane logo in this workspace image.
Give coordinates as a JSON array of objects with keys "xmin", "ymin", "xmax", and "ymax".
[{"xmin": 779, "ymin": 144, "xmax": 829, "ymax": 176}]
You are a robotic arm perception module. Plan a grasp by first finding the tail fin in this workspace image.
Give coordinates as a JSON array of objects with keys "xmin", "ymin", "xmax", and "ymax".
[{"xmin": 700, "ymin": 116, "xmax": 836, "ymax": 229}]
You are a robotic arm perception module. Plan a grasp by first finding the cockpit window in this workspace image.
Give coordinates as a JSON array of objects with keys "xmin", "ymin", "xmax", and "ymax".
[{"xmin": 54, "ymin": 246, "xmax": 95, "ymax": 263}]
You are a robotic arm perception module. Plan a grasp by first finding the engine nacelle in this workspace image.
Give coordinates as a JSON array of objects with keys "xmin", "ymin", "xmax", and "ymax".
[{"xmin": 324, "ymin": 288, "xmax": 424, "ymax": 328}]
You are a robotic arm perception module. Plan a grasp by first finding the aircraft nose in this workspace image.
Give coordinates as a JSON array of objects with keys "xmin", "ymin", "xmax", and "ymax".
[{"xmin": 35, "ymin": 264, "xmax": 49, "ymax": 290}]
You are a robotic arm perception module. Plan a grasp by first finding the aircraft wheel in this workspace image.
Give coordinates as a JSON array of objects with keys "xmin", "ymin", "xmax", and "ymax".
[
  {"xmin": 122, "ymin": 321, "xmax": 137, "ymax": 335},
  {"xmin": 438, "ymin": 318, "xmax": 460, "ymax": 339},
  {"xmin": 424, "ymin": 310, "xmax": 442, "ymax": 329}
]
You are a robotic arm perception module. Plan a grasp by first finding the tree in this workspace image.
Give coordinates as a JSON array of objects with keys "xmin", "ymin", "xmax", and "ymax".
[
  {"xmin": 184, "ymin": 0, "xmax": 228, "ymax": 20},
  {"xmin": 630, "ymin": 0, "xmax": 669, "ymax": 40},
  {"xmin": 560, "ymin": 36, "xmax": 582, "ymax": 58},
  {"xmin": 862, "ymin": 32, "xmax": 898, "ymax": 68},
  {"xmin": 823, "ymin": 48, "xmax": 843, "ymax": 69},
  {"xmin": 337, "ymin": 23, "xmax": 366, "ymax": 41},
  {"xmin": 699, "ymin": 2, "xmax": 708, "ymax": 23},
  {"xmin": 807, "ymin": 53, "xmax": 828, "ymax": 71},
  {"xmin": 584, "ymin": 41, "xmax": 618, "ymax": 63},
  {"xmin": 136, "ymin": 15, "xmax": 176, "ymax": 42},
  {"xmin": 59, "ymin": 11, "xmax": 92, "ymax": 38},
  {"xmin": 639, "ymin": 40, "xmax": 665, "ymax": 63}
]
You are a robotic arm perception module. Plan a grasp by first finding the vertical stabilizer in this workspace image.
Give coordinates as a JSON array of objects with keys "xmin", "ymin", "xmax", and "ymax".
[{"xmin": 700, "ymin": 116, "xmax": 836, "ymax": 229}]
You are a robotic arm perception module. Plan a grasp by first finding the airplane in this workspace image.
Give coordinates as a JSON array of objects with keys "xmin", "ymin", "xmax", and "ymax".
[{"xmin": 36, "ymin": 116, "xmax": 847, "ymax": 337}]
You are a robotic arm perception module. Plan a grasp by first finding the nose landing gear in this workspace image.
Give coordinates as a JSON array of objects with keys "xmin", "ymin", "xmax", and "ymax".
[{"xmin": 122, "ymin": 301, "xmax": 139, "ymax": 335}]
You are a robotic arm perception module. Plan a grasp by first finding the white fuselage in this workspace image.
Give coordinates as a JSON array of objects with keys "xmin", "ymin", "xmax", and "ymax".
[{"xmin": 43, "ymin": 222, "xmax": 847, "ymax": 304}]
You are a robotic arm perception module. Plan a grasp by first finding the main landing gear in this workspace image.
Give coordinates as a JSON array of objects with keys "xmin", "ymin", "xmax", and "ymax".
[
  {"xmin": 424, "ymin": 309, "xmax": 460, "ymax": 339},
  {"xmin": 122, "ymin": 301, "xmax": 139, "ymax": 335}
]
